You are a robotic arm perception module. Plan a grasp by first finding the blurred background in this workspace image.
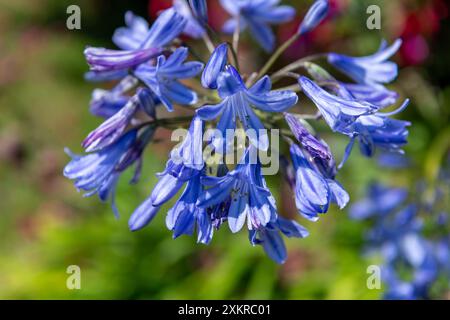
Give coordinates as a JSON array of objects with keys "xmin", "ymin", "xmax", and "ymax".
[{"xmin": 0, "ymin": 0, "xmax": 448, "ymax": 299}]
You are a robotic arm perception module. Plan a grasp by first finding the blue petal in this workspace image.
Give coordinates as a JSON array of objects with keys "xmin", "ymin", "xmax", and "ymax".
[
  {"xmin": 151, "ymin": 174, "xmax": 185, "ymax": 206},
  {"xmin": 112, "ymin": 11, "xmax": 149, "ymax": 50},
  {"xmin": 161, "ymin": 81, "xmax": 198, "ymax": 106},
  {"xmin": 247, "ymin": 89, "xmax": 298, "ymax": 112},
  {"xmin": 201, "ymin": 43, "xmax": 228, "ymax": 89},
  {"xmin": 129, "ymin": 197, "xmax": 161, "ymax": 231},
  {"xmin": 277, "ymin": 217, "xmax": 310, "ymax": 238},
  {"xmin": 217, "ymin": 65, "xmax": 246, "ymax": 98},
  {"xmin": 142, "ymin": 8, "xmax": 187, "ymax": 49},
  {"xmin": 261, "ymin": 230, "xmax": 287, "ymax": 264},
  {"xmin": 196, "ymin": 100, "xmax": 226, "ymax": 120},
  {"xmin": 249, "ymin": 76, "xmax": 272, "ymax": 94}
]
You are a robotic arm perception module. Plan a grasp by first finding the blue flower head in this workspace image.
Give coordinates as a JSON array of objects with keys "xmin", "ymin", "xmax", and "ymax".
[
  {"xmin": 135, "ymin": 47, "xmax": 204, "ymax": 111},
  {"xmin": 328, "ymin": 39, "xmax": 402, "ymax": 85},
  {"xmin": 220, "ymin": 0, "xmax": 296, "ymax": 52},
  {"xmin": 197, "ymin": 65, "xmax": 298, "ymax": 151},
  {"xmin": 290, "ymin": 143, "xmax": 349, "ymax": 221},
  {"xmin": 197, "ymin": 149, "xmax": 278, "ymax": 233}
]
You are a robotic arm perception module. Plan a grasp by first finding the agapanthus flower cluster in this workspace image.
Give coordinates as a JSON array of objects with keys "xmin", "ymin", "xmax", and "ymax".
[
  {"xmin": 65, "ymin": 0, "xmax": 411, "ymax": 263},
  {"xmin": 350, "ymin": 173, "xmax": 449, "ymax": 299}
]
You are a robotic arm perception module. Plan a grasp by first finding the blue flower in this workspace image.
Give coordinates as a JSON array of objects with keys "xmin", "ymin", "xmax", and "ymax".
[
  {"xmin": 299, "ymin": 76, "xmax": 377, "ymax": 134},
  {"xmin": 297, "ymin": 0, "xmax": 329, "ymax": 35},
  {"xmin": 249, "ymin": 217, "xmax": 309, "ymax": 264},
  {"xmin": 112, "ymin": 11, "xmax": 151, "ymax": 50},
  {"xmin": 197, "ymin": 149, "xmax": 278, "ymax": 233},
  {"xmin": 135, "ymin": 47, "xmax": 204, "ymax": 111},
  {"xmin": 83, "ymin": 88, "xmax": 156, "ymax": 152},
  {"xmin": 328, "ymin": 39, "xmax": 402, "ymax": 85},
  {"xmin": 341, "ymin": 83, "xmax": 399, "ymax": 108},
  {"xmin": 220, "ymin": 0, "xmax": 296, "ymax": 52},
  {"xmin": 85, "ymin": 8, "xmax": 186, "ymax": 72},
  {"xmin": 290, "ymin": 143, "xmax": 349, "ymax": 221},
  {"xmin": 64, "ymin": 130, "xmax": 138, "ymax": 217},
  {"xmin": 201, "ymin": 43, "xmax": 228, "ymax": 89},
  {"xmin": 197, "ymin": 65, "xmax": 298, "ymax": 151},
  {"xmin": 350, "ymin": 183, "xmax": 408, "ymax": 220},
  {"xmin": 166, "ymin": 173, "xmax": 214, "ymax": 244},
  {"xmin": 174, "ymin": 0, "xmax": 206, "ymax": 38},
  {"xmin": 284, "ymin": 112, "xmax": 332, "ymax": 161},
  {"xmin": 128, "ymin": 116, "xmax": 204, "ymax": 231}
]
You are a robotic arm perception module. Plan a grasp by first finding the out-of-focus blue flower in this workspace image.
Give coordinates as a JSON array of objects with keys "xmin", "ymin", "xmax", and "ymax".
[
  {"xmin": 328, "ymin": 39, "xmax": 402, "ymax": 85},
  {"xmin": 85, "ymin": 9, "xmax": 186, "ymax": 72},
  {"xmin": 220, "ymin": 0, "xmax": 296, "ymax": 52},
  {"xmin": 197, "ymin": 65, "xmax": 298, "ymax": 151},
  {"xmin": 249, "ymin": 217, "xmax": 309, "ymax": 263},
  {"xmin": 83, "ymin": 88, "xmax": 156, "ymax": 152},
  {"xmin": 197, "ymin": 149, "xmax": 278, "ymax": 233},
  {"xmin": 284, "ymin": 112, "xmax": 331, "ymax": 161},
  {"xmin": 299, "ymin": 76, "xmax": 377, "ymax": 134},
  {"xmin": 297, "ymin": 0, "xmax": 329, "ymax": 35},
  {"xmin": 135, "ymin": 47, "xmax": 203, "ymax": 111},
  {"xmin": 377, "ymin": 153, "xmax": 411, "ymax": 169},
  {"xmin": 64, "ymin": 130, "xmax": 138, "ymax": 217},
  {"xmin": 188, "ymin": 0, "xmax": 208, "ymax": 23},
  {"xmin": 166, "ymin": 173, "xmax": 214, "ymax": 244},
  {"xmin": 174, "ymin": 0, "xmax": 206, "ymax": 38},
  {"xmin": 201, "ymin": 42, "xmax": 229, "ymax": 89},
  {"xmin": 350, "ymin": 183, "xmax": 408, "ymax": 220},
  {"xmin": 128, "ymin": 116, "xmax": 204, "ymax": 231},
  {"xmin": 290, "ymin": 144, "xmax": 349, "ymax": 221}
]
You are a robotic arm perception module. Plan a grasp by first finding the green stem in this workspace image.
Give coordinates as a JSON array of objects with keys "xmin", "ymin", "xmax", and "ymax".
[
  {"xmin": 271, "ymin": 53, "xmax": 327, "ymax": 83},
  {"xmin": 253, "ymin": 33, "xmax": 300, "ymax": 85}
]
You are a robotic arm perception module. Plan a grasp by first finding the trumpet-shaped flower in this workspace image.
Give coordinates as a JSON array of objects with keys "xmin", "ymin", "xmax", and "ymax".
[
  {"xmin": 220, "ymin": 0, "xmax": 295, "ymax": 52},
  {"xmin": 299, "ymin": 76, "xmax": 377, "ymax": 134},
  {"xmin": 197, "ymin": 65, "xmax": 298, "ymax": 151},
  {"xmin": 197, "ymin": 150, "xmax": 278, "ymax": 233},
  {"xmin": 290, "ymin": 144, "xmax": 349, "ymax": 221},
  {"xmin": 297, "ymin": 0, "xmax": 329, "ymax": 35},
  {"xmin": 64, "ymin": 130, "xmax": 138, "ymax": 217}
]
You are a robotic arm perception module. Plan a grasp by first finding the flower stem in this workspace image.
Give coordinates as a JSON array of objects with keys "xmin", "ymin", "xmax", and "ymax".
[
  {"xmin": 271, "ymin": 53, "xmax": 326, "ymax": 82},
  {"xmin": 253, "ymin": 33, "xmax": 300, "ymax": 85}
]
